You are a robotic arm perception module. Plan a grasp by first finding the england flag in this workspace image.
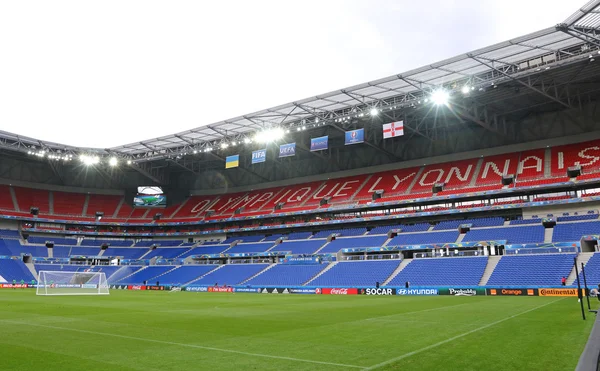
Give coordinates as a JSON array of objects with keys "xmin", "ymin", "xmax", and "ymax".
[{"xmin": 383, "ymin": 121, "xmax": 404, "ymax": 139}]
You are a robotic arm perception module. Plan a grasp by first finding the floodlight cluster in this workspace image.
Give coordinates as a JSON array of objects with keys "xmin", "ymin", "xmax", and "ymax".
[
  {"xmin": 79, "ymin": 154, "xmax": 100, "ymax": 166},
  {"xmin": 254, "ymin": 128, "xmax": 284, "ymax": 143}
]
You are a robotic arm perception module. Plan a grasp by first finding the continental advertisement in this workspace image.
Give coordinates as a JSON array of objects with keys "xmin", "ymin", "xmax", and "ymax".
[{"xmin": 538, "ymin": 288, "xmax": 582, "ymax": 297}]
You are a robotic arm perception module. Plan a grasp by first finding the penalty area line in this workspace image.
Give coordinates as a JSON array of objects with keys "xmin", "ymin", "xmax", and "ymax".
[
  {"xmin": 0, "ymin": 319, "xmax": 365, "ymax": 369},
  {"xmin": 363, "ymin": 298, "xmax": 564, "ymax": 370}
]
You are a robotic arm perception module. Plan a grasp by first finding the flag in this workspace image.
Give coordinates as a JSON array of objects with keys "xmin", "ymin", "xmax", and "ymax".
[
  {"xmin": 383, "ymin": 121, "xmax": 404, "ymax": 139},
  {"xmin": 251, "ymin": 149, "xmax": 266, "ymax": 164},
  {"xmin": 310, "ymin": 136, "xmax": 328, "ymax": 151},
  {"xmin": 225, "ymin": 155, "xmax": 239, "ymax": 169},
  {"xmin": 279, "ymin": 143, "xmax": 296, "ymax": 158}
]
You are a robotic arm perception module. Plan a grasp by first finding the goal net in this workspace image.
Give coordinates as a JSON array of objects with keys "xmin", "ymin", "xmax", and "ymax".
[{"xmin": 36, "ymin": 270, "xmax": 110, "ymax": 296}]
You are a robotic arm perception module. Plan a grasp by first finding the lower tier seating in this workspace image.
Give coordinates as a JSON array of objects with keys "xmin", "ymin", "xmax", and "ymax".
[
  {"xmin": 486, "ymin": 254, "xmax": 576, "ymax": 286},
  {"xmin": 388, "ymin": 257, "xmax": 487, "ymax": 286},
  {"xmin": 310, "ymin": 260, "xmax": 401, "ymax": 287},
  {"xmin": 245, "ymin": 264, "xmax": 326, "ymax": 286}
]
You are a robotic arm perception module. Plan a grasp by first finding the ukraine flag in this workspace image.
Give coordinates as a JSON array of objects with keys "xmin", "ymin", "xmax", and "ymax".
[{"xmin": 225, "ymin": 155, "xmax": 239, "ymax": 169}]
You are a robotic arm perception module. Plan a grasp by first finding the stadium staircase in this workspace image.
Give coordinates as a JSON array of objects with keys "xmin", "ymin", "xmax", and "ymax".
[
  {"xmin": 303, "ymin": 262, "xmax": 337, "ymax": 285},
  {"xmin": 47, "ymin": 247, "xmax": 53, "ymax": 258},
  {"xmin": 240, "ymin": 264, "xmax": 276, "ymax": 284},
  {"xmin": 349, "ymin": 174, "xmax": 372, "ymax": 202},
  {"xmin": 81, "ymin": 194, "xmax": 89, "ymax": 216},
  {"xmin": 112, "ymin": 197, "xmax": 125, "ymax": 218},
  {"xmin": 405, "ymin": 166, "xmax": 423, "ymax": 195},
  {"xmin": 503, "ymin": 220, "xmax": 510, "ymax": 226},
  {"xmin": 427, "ymin": 225, "xmax": 435, "ymax": 232},
  {"xmin": 96, "ymin": 249, "xmax": 105, "ymax": 257},
  {"xmin": 183, "ymin": 265, "xmax": 225, "ymax": 285},
  {"xmin": 9, "ymin": 187, "xmax": 19, "ymax": 211},
  {"xmin": 544, "ymin": 228, "xmax": 554, "ymax": 243},
  {"xmin": 478, "ymin": 256, "xmax": 501, "ymax": 285},
  {"xmin": 313, "ymin": 242, "xmax": 331, "ymax": 254},
  {"xmin": 383, "ymin": 259, "xmax": 411, "ymax": 286},
  {"xmin": 469, "ymin": 158, "xmax": 484, "ymax": 187},
  {"xmin": 112, "ymin": 266, "xmax": 146, "ymax": 283},
  {"xmin": 381, "ymin": 237, "xmax": 393, "ymax": 247},
  {"xmin": 566, "ymin": 252, "xmax": 595, "ymax": 285},
  {"xmin": 455, "ymin": 233, "xmax": 466, "ymax": 243},
  {"xmin": 138, "ymin": 249, "xmax": 154, "ymax": 259},
  {"xmin": 25, "ymin": 262, "xmax": 38, "ymax": 279},
  {"xmin": 48, "ymin": 191, "xmax": 54, "ymax": 214},
  {"xmin": 151, "ymin": 266, "xmax": 180, "ymax": 281}
]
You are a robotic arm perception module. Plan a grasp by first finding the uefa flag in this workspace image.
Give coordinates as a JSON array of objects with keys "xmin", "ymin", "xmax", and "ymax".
[
  {"xmin": 225, "ymin": 155, "xmax": 239, "ymax": 169},
  {"xmin": 383, "ymin": 121, "xmax": 404, "ymax": 139}
]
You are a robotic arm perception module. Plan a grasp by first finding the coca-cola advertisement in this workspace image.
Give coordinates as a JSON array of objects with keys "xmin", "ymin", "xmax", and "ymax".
[
  {"xmin": 320, "ymin": 288, "xmax": 358, "ymax": 295},
  {"xmin": 127, "ymin": 285, "xmax": 146, "ymax": 291}
]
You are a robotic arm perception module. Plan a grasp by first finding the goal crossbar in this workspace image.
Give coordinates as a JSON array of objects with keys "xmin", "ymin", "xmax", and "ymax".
[{"xmin": 36, "ymin": 270, "xmax": 110, "ymax": 296}]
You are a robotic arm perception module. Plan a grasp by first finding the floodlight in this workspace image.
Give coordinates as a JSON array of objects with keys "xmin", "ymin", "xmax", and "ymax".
[
  {"xmin": 80, "ymin": 154, "xmax": 99, "ymax": 166},
  {"xmin": 254, "ymin": 128, "xmax": 284, "ymax": 143},
  {"xmin": 461, "ymin": 85, "xmax": 470, "ymax": 94},
  {"xmin": 244, "ymin": 137, "xmax": 251, "ymax": 144},
  {"xmin": 126, "ymin": 160, "xmax": 132, "ymax": 165},
  {"xmin": 302, "ymin": 126, "xmax": 306, "ymax": 130},
  {"xmin": 221, "ymin": 143, "xmax": 229, "ymax": 149},
  {"xmin": 108, "ymin": 157, "xmax": 118, "ymax": 167},
  {"xmin": 431, "ymin": 90, "xmax": 450, "ymax": 105},
  {"xmin": 370, "ymin": 108, "xmax": 378, "ymax": 116}
]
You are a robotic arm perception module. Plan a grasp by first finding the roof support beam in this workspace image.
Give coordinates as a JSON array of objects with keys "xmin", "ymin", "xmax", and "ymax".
[{"xmin": 469, "ymin": 55, "xmax": 573, "ymax": 109}]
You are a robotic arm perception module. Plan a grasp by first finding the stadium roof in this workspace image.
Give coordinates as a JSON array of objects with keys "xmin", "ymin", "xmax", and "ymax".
[{"xmin": 2, "ymin": 0, "xmax": 600, "ymax": 163}]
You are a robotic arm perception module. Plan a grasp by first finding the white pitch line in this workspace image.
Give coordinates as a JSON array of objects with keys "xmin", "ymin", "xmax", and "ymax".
[
  {"xmin": 0, "ymin": 319, "xmax": 364, "ymax": 369},
  {"xmin": 364, "ymin": 301, "xmax": 474, "ymax": 322},
  {"xmin": 363, "ymin": 298, "xmax": 564, "ymax": 370}
]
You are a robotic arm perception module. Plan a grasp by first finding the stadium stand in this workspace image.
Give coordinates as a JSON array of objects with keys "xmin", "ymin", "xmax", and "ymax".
[
  {"xmin": 320, "ymin": 236, "xmax": 388, "ymax": 253},
  {"xmin": 389, "ymin": 231, "xmax": 459, "ymax": 246},
  {"xmin": 310, "ymin": 260, "xmax": 401, "ymax": 287},
  {"xmin": 53, "ymin": 191, "xmax": 85, "ymax": 215},
  {"xmin": 0, "ymin": 258, "xmax": 35, "ymax": 281},
  {"xmin": 388, "ymin": 257, "xmax": 487, "ymax": 286},
  {"xmin": 486, "ymin": 254, "xmax": 576, "ymax": 286},
  {"xmin": 433, "ymin": 217, "xmax": 505, "ymax": 230},
  {"xmin": 13, "ymin": 187, "xmax": 50, "ymax": 214},
  {"xmin": 102, "ymin": 248, "xmax": 148, "ymax": 259},
  {"xmin": 245, "ymin": 264, "xmax": 326, "ymax": 286},
  {"xmin": 270, "ymin": 240, "xmax": 327, "ymax": 255},
  {"xmin": 464, "ymin": 226, "xmax": 545, "ymax": 244},
  {"xmin": 116, "ymin": 266, "xmax": 174, "ymax": 284},
  {"xmin": 578, "ymin": 253, "xmax": 600, "ymax": 287},
  {"xmin": 552, "ymin": 221, "xmax": 600, "ymax": 242},
  {"xmin": 152, "ymin": 265, "xmax": 218, "ymax": 285},
  {"xmin": 189, "ymin": 264, "xmax": 269, "ymax": 286}
]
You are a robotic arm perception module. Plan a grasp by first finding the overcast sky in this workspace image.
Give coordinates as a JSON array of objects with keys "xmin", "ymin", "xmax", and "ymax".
[{"xmin": 0, "ymin": 0, "xmax": 579, "ymax": 148}]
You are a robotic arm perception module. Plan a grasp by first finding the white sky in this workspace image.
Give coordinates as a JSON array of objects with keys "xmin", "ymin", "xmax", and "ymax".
[{"xmin": 0, "ymin": 0, "xmax": 580, "ymax": 148}]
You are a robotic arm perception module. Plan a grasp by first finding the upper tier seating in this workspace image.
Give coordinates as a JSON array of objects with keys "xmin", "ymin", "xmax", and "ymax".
[
  {"xmin": 86, "ymin": 194, "xmax": 122, "ymax": 217},
  {"xmin": 557, "ymin": 214, "xmax": 599, "ymax": 222},
  {"xmin": 388, "ymin": 257, "xmax": 487, "ymax": 286},
  {"xmin": 3, "ymin": 239, "xmax": 47, "ymax": 257},
  {"xmin": 13, "ymin": 187, "xmax": 49, "ymax": 214},
  {"xmin": 178, "ymin": 245, "xmax": 229, "ymax": 258},
  {"xmin": 0, "ymin": 185, "xmax": 16, "ymax": 211},
  {"xmin": 487, "ymin": 254, "xmax": 576, "ymax": 286},
  {"xmin": 464, "ymin": 226, "xmax": 545, "ymax": 244},
  {"xmin": 189, "ymin": 264, "xmax": 269, "ymax": 285},
  {"xmin": 313, "ymin": 228, "xmax": 366, "ymax": 238},
  {"xmin": 245, "ymin": 264, "xmax": 326, "ymax": 286},
  {"xmin": 53, "ymin": 191, "xmax": 85, "ymax": 215},
  {"xmin": 0, "ymin": 258, "xmax": 36, "ymax": 281},
  {"xmin": 83, "ymin": 239, "xmax": 133, "ymax": 247},
  {"xmin": 310, "ymin": 260, "xmax": 401, "ymax": 287},
  {"xmin": 551, "ymin": 141, "xmax": 600, "ymax": 177}
]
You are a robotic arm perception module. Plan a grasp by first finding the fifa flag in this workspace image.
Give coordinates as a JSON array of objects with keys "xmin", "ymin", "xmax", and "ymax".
[
  {"xmin": 310, "ymin": 136, "xmax": 328, "ymax": 151},
  {"xmin": 345, "ymin": 128, "xmax": 364, "ymax": 145},
  {"xmin": 383, "ymin": 121, "xmax": 404, "ymax": 139},
  {"xmin": 225, "ymin": 155, "xmax": 239, "ymax": 169},
  {"xmin": 251, "ymin": 149, "xmax": 266, "ymax": 164}
]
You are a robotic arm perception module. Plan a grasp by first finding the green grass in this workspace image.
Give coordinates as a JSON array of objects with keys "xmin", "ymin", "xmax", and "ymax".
[{"xmin": 0, "ymin": 290, "xmax": 594, "ymax": 370}]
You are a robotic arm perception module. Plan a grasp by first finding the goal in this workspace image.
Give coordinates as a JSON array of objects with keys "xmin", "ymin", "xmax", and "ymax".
[{"xmin": 36, "ymin": 270, "xmax": 110, "ymax": 296}]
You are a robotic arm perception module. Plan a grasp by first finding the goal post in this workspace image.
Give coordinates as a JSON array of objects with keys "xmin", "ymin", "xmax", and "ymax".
[{"xmin": 36, "ymin": 271, "xmax": 110, "ymax": 296}]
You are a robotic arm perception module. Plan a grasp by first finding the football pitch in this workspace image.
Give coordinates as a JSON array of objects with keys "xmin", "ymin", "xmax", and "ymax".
[{"xmin": 0, "ymin": 290, "xmax": 594, "ymax": 371}]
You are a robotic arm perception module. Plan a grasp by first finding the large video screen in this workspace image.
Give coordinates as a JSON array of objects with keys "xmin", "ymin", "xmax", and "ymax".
[{"xmin": 133, "ymin": 186, "xmax": 166, "ymax": 207}]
